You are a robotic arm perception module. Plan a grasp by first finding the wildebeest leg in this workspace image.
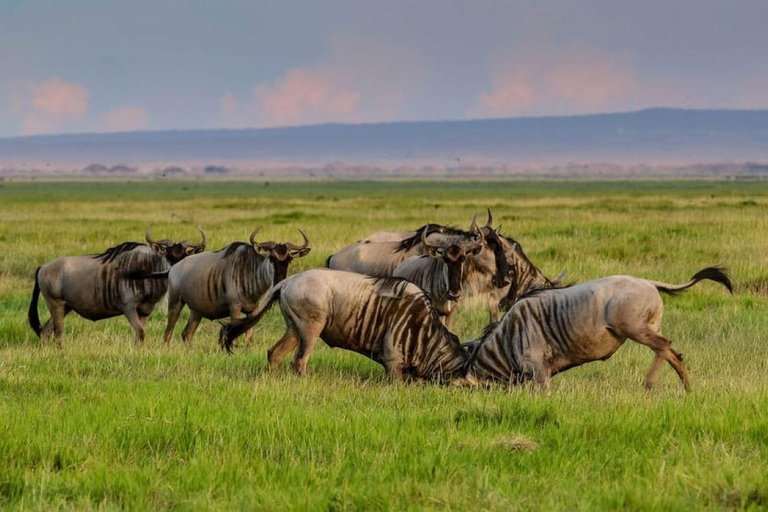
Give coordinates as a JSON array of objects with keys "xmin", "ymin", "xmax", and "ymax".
[
  {"xmin": 636, "ymin": 330, "xmax": 691, "ymax": 391},
  {"xmin": 267, "ymin": 327, "xmax": 300, "ymax": 371},
  {"xmin": 385, "ymin": 362, "xmax": 404, "ymax": 381},
  {"xmin": 644, "ymin": 355, "xmax": 665, "ymax": 390},
  {"xmin": 290, "ymin": 324, "xmax": 323, "ymax": 376},
  {"xmin": 43, "ymin": 300, "xmax": 68, "ymax": 348},
  {"xmin": 181, "ymin": 311, "xmax": 203, "ymax": 345},
  {"xmin": 380, "ymin": 335, "xmax": 405, "ymax": 382},
  {"xmin": 124, "ymin": 307, "xmax": 146, "ymax": 346},
  {"xmin": 163, "ymin": 293, "xmax": 184, "ymax": 344}
]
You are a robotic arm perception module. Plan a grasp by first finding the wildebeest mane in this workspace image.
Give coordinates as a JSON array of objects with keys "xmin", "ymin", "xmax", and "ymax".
[
  {"xmin": 516, "ymin": 283, "xmax": 573, "ymax": 301},
  {"xmin": 395, "ymin": 224, "xmax": 469, "ymax": 253},
  {"xmin": 370, "ymin": 276, "xmax": 413, "ymax": 299},
  {"xmin": 220, "ymin": 242, "xmax": 255, "ymax": 259},
  {"xmin": 93, "ymin": 242, "xmax": 145, "ymax": 264}
]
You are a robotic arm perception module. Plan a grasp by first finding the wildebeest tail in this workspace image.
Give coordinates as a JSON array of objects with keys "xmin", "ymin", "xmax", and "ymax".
[
  {"xmin": 651, "ymin": 266, "xmax": 733, "ymax": 295},
  {"xmin": 28, "ymin": 267, "xmax": 42, "ymax": 338},
  {"xmin": 218, "ymin": 283, "xmax": 284, "ymax": 353}
]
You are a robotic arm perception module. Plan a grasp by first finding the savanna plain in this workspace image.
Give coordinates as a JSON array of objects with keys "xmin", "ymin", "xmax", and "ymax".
[{"xmin": 0, "ymin": 180, "xmax": 767, "ymax": 510}]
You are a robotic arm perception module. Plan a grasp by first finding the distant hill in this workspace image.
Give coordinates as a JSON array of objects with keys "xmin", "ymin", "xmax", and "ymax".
[{"xmin": 2, "ymin": 109, "xmax": 768, "ymax": 173}]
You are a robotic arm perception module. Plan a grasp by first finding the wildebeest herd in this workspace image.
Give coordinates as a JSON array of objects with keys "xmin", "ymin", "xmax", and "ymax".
[{"xmin": 28, "ymin": 210, "xmax": 733, "ymax": 391}]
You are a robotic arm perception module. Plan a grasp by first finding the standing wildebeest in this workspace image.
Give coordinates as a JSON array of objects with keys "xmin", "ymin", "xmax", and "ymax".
[
  {"xmin": 163, "ymin": 228, "xmax": 310, "ymax": 345},
  {"xmin": 392, "ymin": 226, "xmax": 486, "ymax": 325},
  {"xmin": 463, "ymin": 267, "xmax": 733, "ymax": 391},
  {"xmin": 218, "ymin": 269, "xmax": 468, "ymax": 381},
  {"xmin": 28, "ymin": 229, "xmax": 206, "ymax": 346}
]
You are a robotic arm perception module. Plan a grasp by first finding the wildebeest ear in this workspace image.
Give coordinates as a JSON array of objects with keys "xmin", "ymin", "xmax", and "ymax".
[
  {"xmin": 186, "ymin": 245, "xmax": 204, "ymax": 255},
  {"xmin": 253, "ymin": 244, "xmax": 271, "ymax": 256},
  {"xmin": 291, "ymin": 247, "xmax": 311, "ymax": 258},
  {"xmin": 150, "ymin": 243, "xmax": 167, "ymax": 255},
  {"xmin": 470, "ymin": 244, "xmax": 483, "ymax": 256}
]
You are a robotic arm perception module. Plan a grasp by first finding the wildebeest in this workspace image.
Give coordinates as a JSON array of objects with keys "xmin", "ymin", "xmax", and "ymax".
[
  {"xmin": 163, "ymin": 228, "xmax": 310, "ymax": 345},
  {"xmin": 28, "ymin": 229, "xmax": 207, "ymax": 346},
  {"xmin": 218, "ymin": 269, "xmax": 467, "ymax": 381},
  {"xmin": 326, "ymin": 222, "xmax": 472, "ymax": 276},
  {"xmin": 392, "ymin": 226, "xmax": 485, "ymax": 325},
  {"xmin": 328, "ymin": 212, "xmax": 512, "ymax": 314},
  {"xmin": 463, "ymin": 267, "xmax": 733, "ymax": 391}
]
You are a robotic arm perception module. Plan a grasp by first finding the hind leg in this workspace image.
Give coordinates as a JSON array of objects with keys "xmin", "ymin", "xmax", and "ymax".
[
  {"xmin": 267, "ymin": 327, "xmax": 300, "ymax": 371},
  {"xmin": 181, "ymin": 310, "xmax": 203, "ymax": 345},
  {"xmin": 163, "ymin": 292, "xmax": 184, "ymax": 344},
  {"xmin": 636, "ymin": 330, "xmax": 691, "ymax": 391},
  {"xmin": 42, "ymin": 300, "xmax": 68, "ymax": 347},
  {"xmin": 124, "ymin": 308, "xmax": 146, "ymax": 346},
  {"xmin": 290, "ymin": 323, "xmax": 323, "ymax": 376}
]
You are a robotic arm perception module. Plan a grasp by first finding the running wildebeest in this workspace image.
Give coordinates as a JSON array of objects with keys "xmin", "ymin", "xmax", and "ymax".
[
  {"xmin": 462, "ymin": 267, "xmax": 733, "ymax": 391},
  {"xmin": 162, "ymin": 228, "xmax": 311, "ymax": 345},
  {"xmin": 218, "ymin": 269, "xmax": 467, "ymax": 381},
  {"xmin": 392, "ymin": 225, "xmax": 485, "ymax": 325},
  {"xmin": 28, "ymin": 229, "xmax": 207, "ymax": 346}
]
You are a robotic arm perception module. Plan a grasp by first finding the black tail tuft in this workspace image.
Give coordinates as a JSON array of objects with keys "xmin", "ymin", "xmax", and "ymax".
[
  {"xmin": 692, "ymin": 266, "xmax": 734, "ymax": 294},
  {"xmin": 28, "ymin": 267, "xmax": 43, "ymax": 338},
  {"xmin": 219, "ymin": 288, "xmax": 281, "ymax": 353}
]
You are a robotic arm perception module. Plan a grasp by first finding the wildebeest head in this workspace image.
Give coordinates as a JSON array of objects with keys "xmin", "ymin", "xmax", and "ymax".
[
  {"xmin": 421, "ymin": 221, "xmax": 484, "ymax": 301},
  {"xmin": 477, "ymin": 209, "xmax": 511, "ymax": 289},
  {"xmin": 250, "ymin": 228, "xmax": 311, "ymax": 284},
  {"xmin": 498, "ymin": 237, "xmax": 565, "ymax": 310},
  {"xmin": 145, "ymin": 228, "xmax": 207, "ymax": 264}
]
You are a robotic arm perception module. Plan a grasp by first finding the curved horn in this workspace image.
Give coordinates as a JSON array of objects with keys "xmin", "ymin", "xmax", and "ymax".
[
  {"xmin": 469, "ymin": 212, "xmax": 479, "ymax": 233},
  {"xmin": 145, "ymin": 226, "xmax": 158, "ymax": 245},
  {"xmin": 465, "ymin": 224, "xmax": 485, "ymax": 252},
  {"xmin": 195, "ymin": 227, "xmax": 207, "ymax": 248},
  {"xmin": 287, "ymin": 228, "xmax": 310, "ymax": 251},
  {"xmin": 249, "ymin": 227, "xmax": 261, "ymax": 247},
  {"xmin": 421, "ymin": 227, "xmax": 439, "ymax": 251},
  {"xmin": 485, "ymin": 208, "xmax": 493, "ymax": 229}
]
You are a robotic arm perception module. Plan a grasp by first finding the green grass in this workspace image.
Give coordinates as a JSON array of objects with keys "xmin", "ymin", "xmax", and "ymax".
[{"xmin": 1, "ymin": 180, "xmax": 767, "ymax": 510}]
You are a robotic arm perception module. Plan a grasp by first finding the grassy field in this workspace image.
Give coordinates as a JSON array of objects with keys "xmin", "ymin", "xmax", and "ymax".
[{"xmin": 1, "ymin": 180, "xmax": 767, "ymax": 510}]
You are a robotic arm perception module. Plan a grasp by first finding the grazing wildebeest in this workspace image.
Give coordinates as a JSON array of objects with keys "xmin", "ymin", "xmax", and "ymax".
[
  {"xmin": 28, "ymin": 229, "xmax": 206, "ymax": 346},
  {"xmin": 163, "ymin": 228, "xmax": 310, "ymax": 345},
  {"xmin": 392, "ymin": 226, "xmax": 486, "ymax": 325},
  {"xmin": 463, "ymin": 267, "xmax": 733, "ymax": 391},
  {"xmin": 218, "ymin": 269, "xmax": 468, "ymax": 381}
]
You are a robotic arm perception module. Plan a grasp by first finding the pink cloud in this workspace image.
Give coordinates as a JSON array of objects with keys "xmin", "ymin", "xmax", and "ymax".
[
  {"xmin": 221, "ymin": 39, "xmax": 427, "ymax": 128},
  {"xmin": 18, "ymin": 77, "xmax": 89, "ymax": 135},
  {"xmin": 254, "ymin": 68, "xmax": 361, "ymax": 127},
  {"xmin": 101, "ymin": 106, "xmax": 149, "ymax": 132},
  {"xmin": 474, "ymin": 45, "xmax": 639, "ymax": 117}
]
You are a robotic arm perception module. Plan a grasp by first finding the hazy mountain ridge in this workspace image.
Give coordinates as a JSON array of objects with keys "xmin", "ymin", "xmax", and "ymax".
[{"xmin": 2, "ymin": 109, "xmax": 768, "ymax": 175}]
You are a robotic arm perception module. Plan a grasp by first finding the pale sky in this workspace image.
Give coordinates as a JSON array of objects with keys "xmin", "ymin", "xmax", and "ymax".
[{"xmin": 1, "ymin": 0, "xmax": 766, "ymax": 137}]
